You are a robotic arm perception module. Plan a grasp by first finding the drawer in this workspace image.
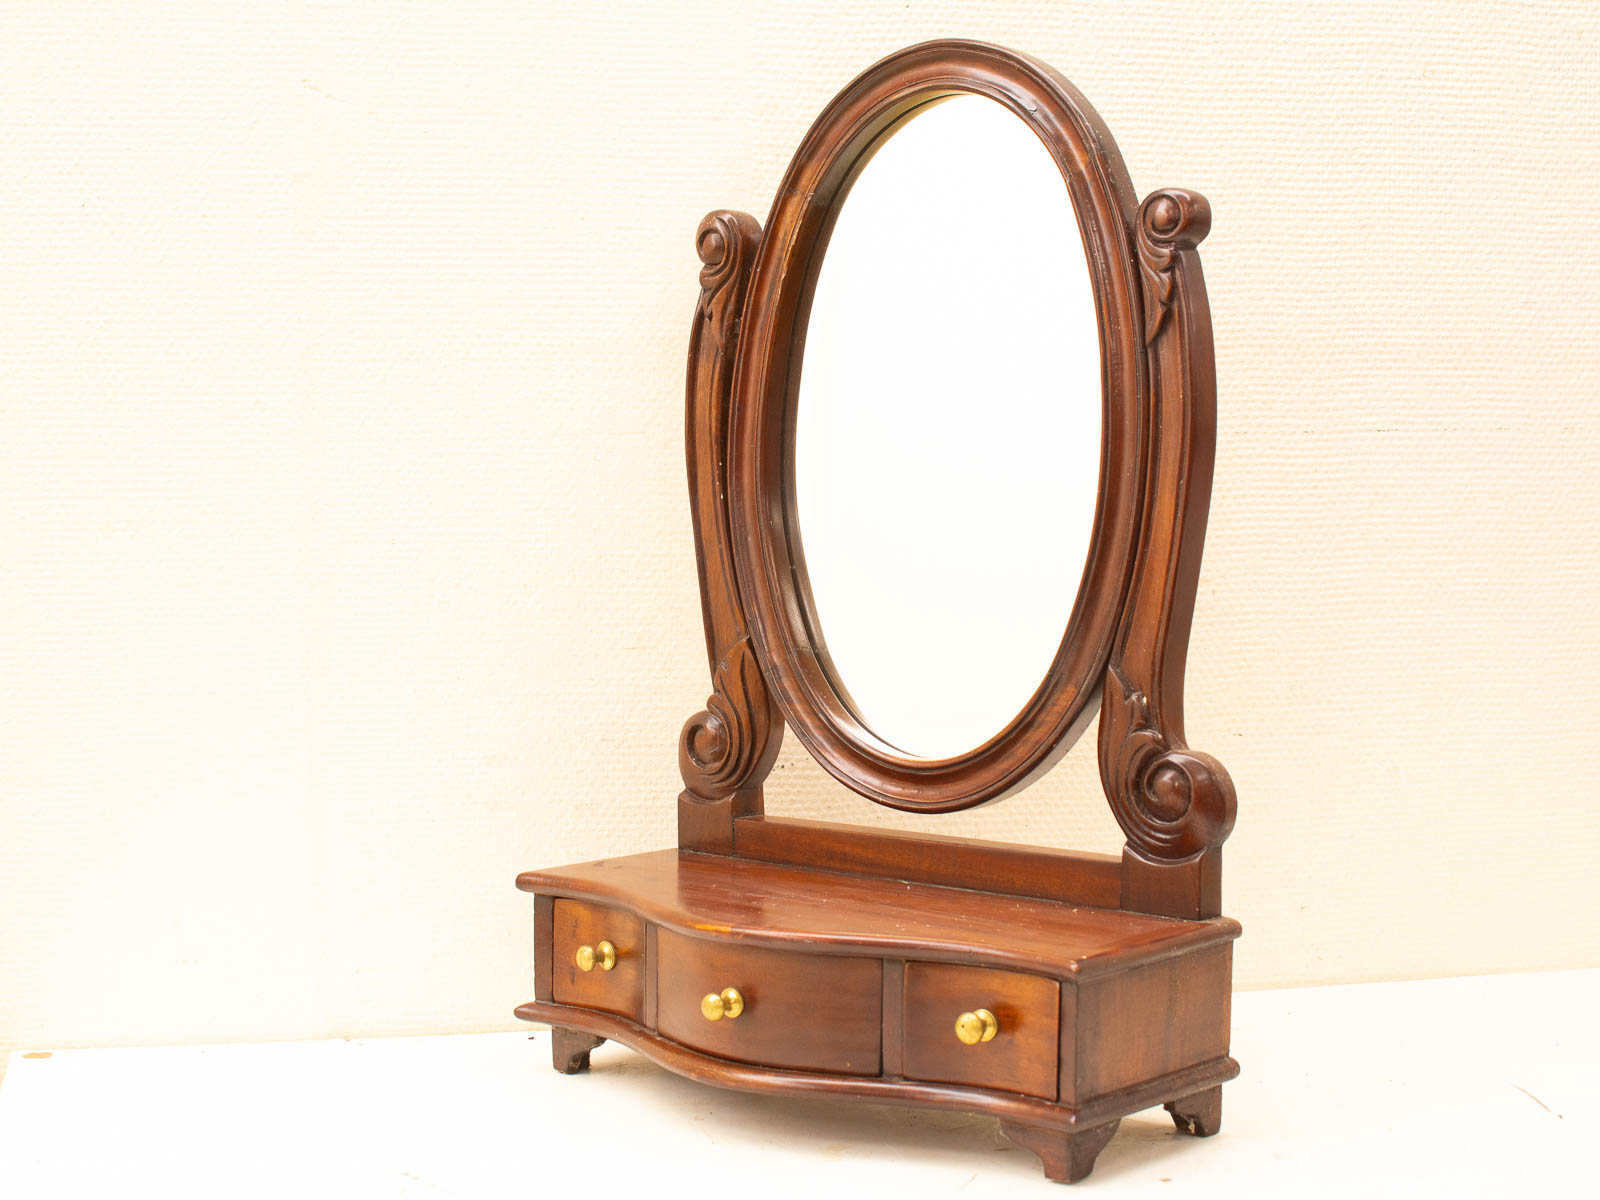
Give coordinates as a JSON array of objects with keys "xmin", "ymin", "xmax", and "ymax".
[
  {"xmin": 550, "ymin": 899, "xmax": 646, "ymax": 1020},
  {"xmin": 656, "ymin": 929, "xmax": 881, "ymax": 1075},
  {"xmin": 902, "ymin": 962, "xmax": 1059, "ymax": 1100}
]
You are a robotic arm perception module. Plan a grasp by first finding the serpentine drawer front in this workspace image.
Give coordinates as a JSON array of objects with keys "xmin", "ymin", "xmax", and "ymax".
[
  {"xmin": 519, "ymin": 852, "xmax": 1242, "ymax": 1184},
  {"xmin": 550, "ymin": 899, "xmax": 646, "ymax": 1021},
  {"xmin": 902, "ymin": 962, "xmax": 1061, "ymax": 1100},
  {"xmin": 655, "ymin": 929, "xmax": 882, "ymax": 1075}
]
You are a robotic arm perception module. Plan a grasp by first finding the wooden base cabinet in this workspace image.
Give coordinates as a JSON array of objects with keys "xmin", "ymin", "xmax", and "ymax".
[{"xmin": 516, "ymin": 849, "xmax": 1239, "ymax": 1182}]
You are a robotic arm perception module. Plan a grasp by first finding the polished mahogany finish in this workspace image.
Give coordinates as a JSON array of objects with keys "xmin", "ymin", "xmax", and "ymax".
[
  {"xmin": 549, "ymin": 900, "xmax": 645, "ymax": 1021},
  {"xmin": 517, "ymin": 852, "xmax": 1239, "ymax": 1182},
  {"xmin": 733, "ymin": 814, "xmax": 1123, "ymax": 909},
  {"xmin": 518, "ymin": 851, "xmax": 1237, "ymax": 977},
  {"xmin": 901, "ymin": 962, "xmax": 1060, "ymax": 1100},
  {"xmin": 517, "ymin": 39, "xmax": 1239, "ymax": 1183},
  {"xmin": 726, "ymin": 42, "xmax": 1146, "ymax": 813},
  {"xmin": 656, "ymin": 928, "xmax": 882, "ymax": 1075}
]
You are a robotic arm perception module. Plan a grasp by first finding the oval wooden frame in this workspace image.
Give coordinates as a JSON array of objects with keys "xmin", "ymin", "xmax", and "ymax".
[
  {"xmin": 678, "ymin": 40, "xmax": 1235, "ymax": 907},
  {"xmin": 725, "ymin": 41, "xmax": 1146, "ymax": 811}
]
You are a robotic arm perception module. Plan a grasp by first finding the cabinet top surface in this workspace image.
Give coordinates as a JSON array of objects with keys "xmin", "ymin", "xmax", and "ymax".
[{"xmin": 519, "ymin": 849, "xmax": 1237, "ymax": 978}]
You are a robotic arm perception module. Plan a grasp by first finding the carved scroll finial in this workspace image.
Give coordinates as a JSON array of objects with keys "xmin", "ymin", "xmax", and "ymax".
[
  {"xmin": 695, "ymin": 210, "xmax": 761, "ymax": 350},
  {"xmin": 1137, "ymin": 188, "xmax": 1211, "ymax": 343},
  {"xmin": 1105, "ymin": 185, "xmax": 1234, "ymax": 895},
  {"xmin": 679, "ymin": 637, "xmax": 772, "ymax": 801},
  {"xmin": 680, "ymin": 208, "xmax": 779, "ymax": 826},
  {"xmin": 1103, "ymin": 664, "xmax": 1235, "ymax": 860}
]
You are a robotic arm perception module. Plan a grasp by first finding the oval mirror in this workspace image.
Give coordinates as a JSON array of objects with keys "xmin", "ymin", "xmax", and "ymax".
[{"xmin": 792, "ymin": 94, "xmax": 1103, "ymax": 761}]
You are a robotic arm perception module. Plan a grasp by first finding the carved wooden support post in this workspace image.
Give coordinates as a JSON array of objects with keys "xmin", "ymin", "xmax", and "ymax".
[
  {"xmin": 678, "ymin": 211, "xmax": 783, "ymax": 852},
  {"xmin": 1100, "ymin": 189, "xmax": 1236, "ymax": 919}
]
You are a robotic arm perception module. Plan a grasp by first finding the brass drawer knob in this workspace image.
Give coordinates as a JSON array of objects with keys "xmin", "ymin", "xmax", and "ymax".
[
  {"xmin": 954, "ymin": 1008, "xmax": 998, "ymax": 1045},
  {"xmin": 700, "ymin": 987, "xmax": 745, "ymax": 1021},
  {"xmin": 575, "ymin": 940, "xmax": 616, "ymax": 972}
]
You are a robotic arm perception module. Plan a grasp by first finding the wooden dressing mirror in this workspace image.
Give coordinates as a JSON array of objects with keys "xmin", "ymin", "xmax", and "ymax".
[{"xmin": 516, "ymin": 40, "xmax": 1239, "ymax": 1183}]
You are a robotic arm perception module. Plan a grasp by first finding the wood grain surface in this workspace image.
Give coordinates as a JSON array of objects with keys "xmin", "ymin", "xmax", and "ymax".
[
  {"xmin": 901, "ymin": 962, "xmax": 1060, "ymax": 1100},
  {"xmin": 1070, "ymin": 942, "xmax": 1233, "ymax": 1102},
  {"xmin": 733, "ymin": 815, "xmax": 1121, "ymax": 908},
  {"xmin": 549, "ymin": 899, "xmax": 646, "ymax": 1021},
  {"xmin": 516, "ymin": 997, "xmax": 1239, "ymax": 1133},
  {"xmin": 655, "ymin": 928, "xmax": 881, "ymax": 1075},
  {"xmin": 520, "ymin": 849, "xmax": 1237, "ymax": 978}
]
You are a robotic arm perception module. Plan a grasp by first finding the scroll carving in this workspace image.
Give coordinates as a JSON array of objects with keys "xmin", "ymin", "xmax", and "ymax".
[
  {"xmin": 678, "ymin": 211, "xmax": 781, "ymax": 836},
  {"xmin": 679, "ymin": 637, "xmax": 771, "ymax": 800},
  {"xmin": 1102, "ymin": 185, "xmax": 1235, "ymax": 906},
  {"xmin": 1137, "ymin": 188, "xmax": 1211, "ymax": 344},
  {"xmin": 1104, "ymin": 664, "xmax": 1235, "ymax": 860},
  {"xmin": 695, "ymin": 213, "xmax": 753, "ymax": 349}
]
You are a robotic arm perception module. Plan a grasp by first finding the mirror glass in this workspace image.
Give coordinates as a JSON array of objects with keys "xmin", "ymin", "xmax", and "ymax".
[{"xmin": 794, "ymin": 94, "xmax": 1102, "ymax": 760}]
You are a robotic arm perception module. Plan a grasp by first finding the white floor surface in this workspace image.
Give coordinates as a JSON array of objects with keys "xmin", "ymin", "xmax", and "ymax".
[{"xmin": 1, "ymin": 969, "xmax": 1593, "ymax": 1197}]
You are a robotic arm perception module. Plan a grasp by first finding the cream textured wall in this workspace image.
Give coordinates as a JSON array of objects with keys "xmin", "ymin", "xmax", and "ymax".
[{"xmin": 3, "ymin": 1, "xmax": 1598, "ymax": 1072}]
